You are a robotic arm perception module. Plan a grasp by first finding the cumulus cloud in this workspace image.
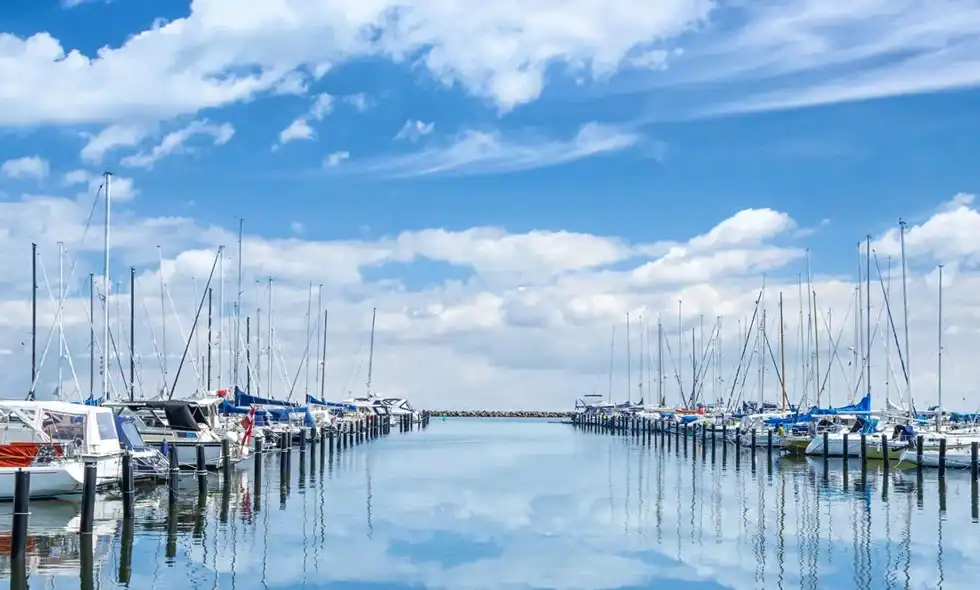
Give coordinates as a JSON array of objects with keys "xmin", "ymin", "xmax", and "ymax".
[
  {"xmin": 0, "ymin": 156, "xmax": 49, "ymax": 180},
  {"xmin": 0, "ymin": 184, "xmax": 975, "ymax": 412}
]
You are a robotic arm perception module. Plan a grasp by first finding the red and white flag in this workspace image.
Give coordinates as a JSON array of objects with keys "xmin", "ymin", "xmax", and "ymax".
[{"xmin": 240, "ymin": 405, "xmax": 257, "ymax": 449}]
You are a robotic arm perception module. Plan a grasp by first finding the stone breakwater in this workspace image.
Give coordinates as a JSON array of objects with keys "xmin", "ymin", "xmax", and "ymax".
[{"xmin": 429, "ymin": 410, "xmax": 572, "ymax": 418}]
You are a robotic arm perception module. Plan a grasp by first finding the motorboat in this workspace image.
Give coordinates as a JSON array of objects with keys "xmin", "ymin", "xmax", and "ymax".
[
  {"xmin": 104, "ymin": 398, "xmax": 247, "ymax": 470},
  {"xmin": 0, "ymin": 401, "xmax": 125, "ymax": 495}
]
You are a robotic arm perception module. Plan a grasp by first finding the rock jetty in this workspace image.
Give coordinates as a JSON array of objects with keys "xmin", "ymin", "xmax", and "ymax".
[{"xmin": 429, "ymin": 410, "xmax": 572, "ymax": 418}]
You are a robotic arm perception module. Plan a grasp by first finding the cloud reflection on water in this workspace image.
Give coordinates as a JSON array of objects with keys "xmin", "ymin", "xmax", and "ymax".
[{"xmin": 17, "ymin": 419, "xmax": 980, "ymax": 589}]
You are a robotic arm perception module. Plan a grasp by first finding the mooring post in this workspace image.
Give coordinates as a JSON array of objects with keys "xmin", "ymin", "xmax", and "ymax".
[
  {"xmin": 11, "ymin": 469, "xmax": 30, "ymax": 561},
  {"xmin": 80, "ymin": 462, "xmax": 97, "ymax": 534},
  {"xmin": 939, "ymin": 437, "xmax": 948, "ymax": 477},
  {"xmin": 750, "ymin": 429, "xmax": 756, "ymax": 452},
  {"xmin": 254, "ymin": 436, "xmax": 263, "ymax": 489},
  {"xmin": 860, "ymin": 434, "xmax": 868, "ymax": 475},
  {"xmin": 118, "ymin": 513, "xmax": 134, "ymax": 585},
  {"xmin": 881, "ymin": 434, "xmax": 890, "ymax": 474},
  {"xmin": 222, "ymin": 438, "xmax": 232, "ymax": 479},
  {"xmin": 823, "ymin": 431, "xmax": 829, "ymax": 459},
  {"xmin": 917, "ymin": 435, "xmax": 925, "ymax": 473},
  {"xmin": 121, "ymin": 452, "xmax": 135, "ymax": 519},
  {"xmin": 842, "ymin": 432, "xmax": 849, "ymax": 463},
  {"xmin": 735, "ymin": 427, "xmax": 742, "ymax": 454},
  {"xmin": 972, "ymin": 441, "xmax": 978, "ymax": 483}
]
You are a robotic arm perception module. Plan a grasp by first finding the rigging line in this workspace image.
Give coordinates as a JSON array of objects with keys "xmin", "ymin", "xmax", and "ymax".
[
  {"xmin": 26, "ymin": 184, "xmax": 104, "ymax": 395},
  {"xmin": 36, "ymin": 255, "xmax": 84, "ymax": 399},
  {"xmin": 140, "ymin": 299, "xmax": 167, "ymax": 396}
]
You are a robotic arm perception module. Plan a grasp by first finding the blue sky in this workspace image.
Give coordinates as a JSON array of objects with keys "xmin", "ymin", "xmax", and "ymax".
[{"xmin": 3, "ymin": 0, "xmax": 980, "ymax": 409}]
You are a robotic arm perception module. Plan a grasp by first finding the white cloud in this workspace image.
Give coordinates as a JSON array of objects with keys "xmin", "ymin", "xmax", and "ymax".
[
  {"xmin": 0, "ymin": 0, "xmax": 713, "ymax": 128},
  {"xmin": 676, "ymin": 0, "xmax": 980, "ymax": 116},
  {"xmin": 395, "ymin": 120, "xmax": 435, "ymax": 142},
  {"xmin": 290, "ymin": 221, "xmax": 305, "ymax": 234},
  {"xmin": 120, "ymin": 120, "xmax": 235, "ymax": 169},
  {"xmin": 62, "ymin": 169, "xmax": 91, "ymax": 186},
  {"xmin": 277, "ymin": 93, "xmax": 334, "ymax": 147},
  {"xmin": 344, "ymin": 93, "xmax": 370, "ymax": 112},
  {"xmin": 80, "ymin": 124, "xmax": 151, "ymax": 164},
  {"xmin": 0, "ymin": 188, "xmax": 977, "ymax": 412},
  {"xmin": 354, "ymin": 122, "xmax": 642, "ymax": 178},
  {"xmin": 0, "ymin": 156, "xmax": 49, "ymax": 180},
  {"xmin": 324, "ymin": 151, "xmax": 350, "ymax": 167}
]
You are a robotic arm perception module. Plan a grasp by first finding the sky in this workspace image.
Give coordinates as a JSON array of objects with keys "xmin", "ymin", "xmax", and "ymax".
[{"xmin": 2, "ymin": 0, "xmax": 980, "ymax": 410}]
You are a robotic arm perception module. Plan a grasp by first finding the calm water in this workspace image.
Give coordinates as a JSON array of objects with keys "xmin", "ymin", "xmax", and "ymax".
[{"xmin": 3, "ymin": 419, "xmax": 979, "ymax": 589}]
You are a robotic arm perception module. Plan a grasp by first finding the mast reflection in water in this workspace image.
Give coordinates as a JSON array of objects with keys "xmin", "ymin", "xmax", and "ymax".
[{"xmin": 2, "ymin": 419, "xmax": 975, "ymax": 589}]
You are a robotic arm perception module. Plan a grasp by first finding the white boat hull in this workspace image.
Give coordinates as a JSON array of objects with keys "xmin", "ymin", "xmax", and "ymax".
[{"xmin": 0, "ymin": 464, "xmax": 86, "ymax": 500}]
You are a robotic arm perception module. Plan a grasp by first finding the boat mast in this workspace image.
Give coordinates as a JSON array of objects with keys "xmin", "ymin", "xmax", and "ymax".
[
  {"xmin": 246, "ymin": 315, "xmax": 251, "ymax": 392},
  {"xmin": 30, "ymin": 242, "xmax": 37, "ymax": 400},
  {"xmin": 607, "ymin": 325, "xmax": 615, "ymax": 402},
  {"xmin": 234, "ymin": 218, "xmax": 243, "ymax": 390},
  {"xmin": 366, "ymin": 307, "xmax": 376, "ymax": 397},
  {"xmin": 657, "ymin": 316, "xmax": 664, "ymax": 406},
  {"xmin": 255, "ymin": 295, "xmax": 262, "ymax": 396},
  {"xmin": 886, "ymin": 256, "xmax": 891, "ymax": 405},
  {"xmin": 267, "ymin": 277, "xmax": 273, "ymax": 398},
  {"xmin": 779, "ymin": 292, "xmax": 787, "ymax": 412},
  {"xmin": 813, "ymin": 291, "xmax": 820, "ymax": 404},
  {"xmin": 866, "ymin": 235, "xmax": 872, "ymax": 401},
  {"xmin": 102, "ymin": 172, "xmax": 111, "ymax": 401},
  {"xmin": 89, "ymin": 273, "xmax": 94, "ymax": 401},
  {"xmin": 677, "ymin": 300, "xmax": 682, "ymax": 407},
  {"xmin": 314, "ymin": 284, "xmax": 323, "ymax": 397},
  {"xmin": 129, "ymin": 266, "xmax": 135, "ymax": 400},
  {"xmin": 207, "ymin": 287, "xmax": 213, "ymax": 390},
  {"xmin": 937, "ymin": 264, "xmax": 943, "ymax": 433},
  {"xmin": 899, "ymin": 220, "xmax": 912, "ymax": 418},
  {"xmin": 320, "ymin": 309, "xmax": 328, "ymax": 399},
  {"xmin": 638, "ymin": 312, "xmax": 644, "ymax": 404},
  {"xmin": 217, "ymin": 249, "xmax": 224, "ymax": 388},
  {"xmin": 626, "ymin": 312, "xmax": 631, "ymax": 405},
  {"xmin": 58, "ymin": 241, "xmax": 64, "ymax": 399},
  {"xmin": 856, "ymin": 244, "xmax": 863, "ymax": 401},
  {"xmin": 305, "ymin": 282, "xmax": 313, "ymax": 395},
  {"xmin": 158, "ymin": 246, "xmax": 167, "ymax": 396}
]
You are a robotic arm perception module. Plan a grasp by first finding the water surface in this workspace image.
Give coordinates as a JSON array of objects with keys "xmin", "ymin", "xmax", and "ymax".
[{"xmin": 3, "ymin": 419, "xmax": 978, "ymax": 589}]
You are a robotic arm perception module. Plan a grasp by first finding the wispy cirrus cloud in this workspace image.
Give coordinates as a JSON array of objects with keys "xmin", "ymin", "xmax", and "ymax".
[
  {"xmin": 348, "ymin": 122, "xmax": 644, "ymax": 178},
  {"xmin": 634, "ymin": 0, "xmax": 980, "ymax": 118},
  {"xmin": 120, "ymin": 120, "xmax": 234, "ymax": 169}
]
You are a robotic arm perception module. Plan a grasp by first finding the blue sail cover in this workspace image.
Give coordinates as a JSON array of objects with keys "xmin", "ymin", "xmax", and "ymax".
[
  {"xmin": 234, "ymin": 387, "xmax": 297, "ymax": 408},
  {"xmin": 809, "ymin": 393, "xmax": 871, "ymax": 416},
  {"xmin": 306, "ymin": 394, "xmax": 357, "ymax": 412}
]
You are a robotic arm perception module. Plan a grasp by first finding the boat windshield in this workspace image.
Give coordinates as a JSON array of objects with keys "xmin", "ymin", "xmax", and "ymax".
[
  {"xmin": 116, "ymin": 419, "xmax": 149, "ymax": 450},
  {"xmin": 40, "ymin": 410, "xmax": 86, "ymax": 443}
]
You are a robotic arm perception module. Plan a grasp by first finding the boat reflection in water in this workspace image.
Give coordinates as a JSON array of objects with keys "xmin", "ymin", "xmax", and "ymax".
[{"xmin": 0, "ymin": 495, "xmax": 121, "ymax": 582}]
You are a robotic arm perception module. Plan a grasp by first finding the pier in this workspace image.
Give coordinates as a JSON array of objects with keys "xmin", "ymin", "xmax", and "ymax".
[
  {"xmin": 429, "ymin": 410, "xmax": 571, "ymax": 418},
  {"xmin": 571, "ymin": 413, "xmax": 980, "ymax": 519},
  {"xmin": 3, "ymin": 411, "xmax": 430, "ymax": 587}
]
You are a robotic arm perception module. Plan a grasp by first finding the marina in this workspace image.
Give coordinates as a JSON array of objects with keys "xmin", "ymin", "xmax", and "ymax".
[{"xmin": 2, "ymin": 418, "xmax": 975, "ymax": 589}]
